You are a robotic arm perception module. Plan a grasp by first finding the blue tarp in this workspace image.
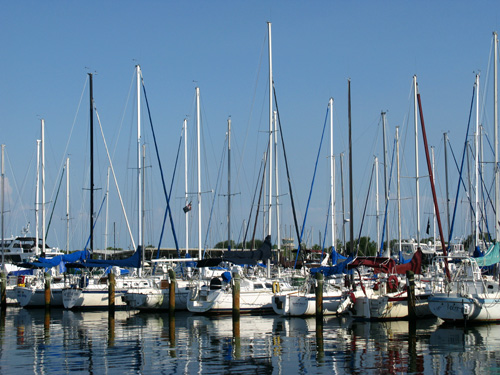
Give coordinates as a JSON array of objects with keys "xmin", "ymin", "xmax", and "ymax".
[{"xmin": 310, "ymin": 255, "xmax": 354, "ymax": 276}]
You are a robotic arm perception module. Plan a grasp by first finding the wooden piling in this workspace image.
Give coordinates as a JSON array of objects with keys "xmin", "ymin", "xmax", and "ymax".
[
  {"xmin": 315, "ymin": 272, "xmax": 324, "ymax": 317},
  {"xmin": 44, "ymin": 272, "xmax": 51, "ymax": 309},
  {"xmin": 108, "ymin": 272, "xmax": 115, "ymax": 311},
  {"xmin": 0, "ymin": 272, "xmax": 6, "ymax": 310},
  {"xmin": 168, "ymin": 269, "xmax": 176, "ymax": 315},
  {"xmin": 232, "ymin": 273, "xmax": 240, "ymax": 321},
  {"xmin": 406, "ymin": 270, "xmax": 416, "ymax": 320}
]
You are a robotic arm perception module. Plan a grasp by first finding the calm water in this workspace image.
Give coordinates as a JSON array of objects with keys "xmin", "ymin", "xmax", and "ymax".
[{"xmin": 0, "ymin": 307, "xmax": 499, "ymax": 374}]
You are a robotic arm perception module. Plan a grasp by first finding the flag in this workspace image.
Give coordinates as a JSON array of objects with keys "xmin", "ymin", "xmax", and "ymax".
[{"xmin": 426, "ymin": 218, "xmax": 430, "ymax": 235}]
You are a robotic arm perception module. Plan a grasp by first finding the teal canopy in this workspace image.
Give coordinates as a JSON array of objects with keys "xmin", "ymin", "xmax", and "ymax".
[{"xmin": 474, "ymin": 242, "xmax": 500, "ymax": 267}]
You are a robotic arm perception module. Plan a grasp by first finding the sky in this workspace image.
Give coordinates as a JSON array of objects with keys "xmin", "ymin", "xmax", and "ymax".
[{"xmin": 1, "ymin": 1, "xmax": 500, "ymax": 255}]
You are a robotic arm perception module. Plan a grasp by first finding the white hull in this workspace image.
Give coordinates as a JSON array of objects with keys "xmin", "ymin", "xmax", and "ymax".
[
  {"xmin": 188, "ymin": 287, "xmax": 275, "ymax": 314},
  {"xmin": 15, "ymin": 285, "xmax": 65, "ymax": 307},
  {"xmin": 123, "ymin": 284, "xmax": 190, "ymax": 311},
  {"xmin": 62, "ymin": 286, "xmax": 128, "ymax": 309},
  {"xmin": 272, "ymin": 290, "xmax": 349, "ymax": 316},
  {"xmin": 429, "ymin": 292, "xmax": 500, "ymax": 322}
]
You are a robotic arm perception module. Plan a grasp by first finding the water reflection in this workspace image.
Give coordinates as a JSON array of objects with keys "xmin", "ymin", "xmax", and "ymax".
[{"xmin": 1, "ymin": 308, "xmax": 500, "ymax": 374}]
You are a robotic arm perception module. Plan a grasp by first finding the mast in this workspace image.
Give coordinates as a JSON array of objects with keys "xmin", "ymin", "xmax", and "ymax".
[
  {"xmin": 227, "ymin": 117, "xmax": 231, "ymax": 250},
  {"xmin": 104, "ymin": 165, "xmax": 109, "ymax": 258},
  {"xmin": 1, "ymin": 144, "xmax": 4, "ymax": 268},
  {"xmin": 35, "ymin": 140, "xmax": 40, "ymax": 254},
  {"xmin": 66, "ymin": 158, "xmax": 70, "ymax": 254},
  {"xmin": 267, "ymin": 21, "xmax": 273, "ymax": 238},
  {"xmin": 340, "ymin": 152, "xmax": 346, "ymax": 251},
  {"xmin": 89, "ymin": 73, "xmax": 94, "ymax": 252},
  {"xmin": 329, "ymin": 98, "xmax": 336, "ymax": 255},
  {"xmin": 494, "ymin": 31, "xmax": 499, "ymax": 241},
  {"xmin": 136, "ymin": 65, "xmax": 143, "ymax": 255},
  {"xmin": 196, "ymin": 87, "xmax": 202, "ymax": 260},
  {"xmin": 444, "ymin": 132, "xmax": 451, "ymax": 239},
  {"xmin": 381, "ymin": 111, "xmax": 389, "ymax": 256},
  {"xmin": 274, "ymin": 110, "xmax": 281, "ymax": 259},
  {"xmin": 184, "ymin": 118, "xmax": 189, "ymax": 254},
  {"xmin": 413, "ymin": 75, "xmax": 421, "ymax": 245},
  {"xmin": 396, "ymin": 127, "xmax": 402, "ymax": 257},
  {"xmin": 432, "ymin": 146, "xmax": 436, "ymax": 250},
  {"xmin": 142, "ymin": 144, "xmax": 146, "ymax": 271},
  {"xmin": 348, "ymin": 79, "xmax": 354, "ymax": 256},
  {"xmin": 475, "ymin": 74, "xmax": 480, "ymax": 251},
  {"xmin": 41, "ymin": 119, "xmax": 45, "ymax": 256},
  {"xmin": 375, "ymin": 156, "xmax": 380, "ymax": 252}
]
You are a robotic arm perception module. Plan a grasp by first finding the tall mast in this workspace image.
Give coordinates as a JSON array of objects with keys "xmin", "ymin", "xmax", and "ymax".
[
  {"xmin": 348, "ymin": 79, "xmax": 354, "ymax": 255},
  {"xmin": 104, "ymin": 165, "xmax": 109, "ymax": 258},
  {"xmin": 413, "ymin": 75, "xmax": 421, "ymax": 245},
  {"xmin": 184, "ymin": 118, "xmax": 189, "ymax": 254},
  {"xmin": 267, "ymin": 21, "xmax": 273, "ymax": 238},
  {"xmin": 136, "ymin": 65, "xmax": 143, "ymax": 255},
  {"xmin": 375, "ymin": 156, "xmax": 380, "ymax": 252},
  {"xmin": 432, "ymin": 146, "xmax": 436, "ymax": 250},
  {"xmin": 329, "ymin": 98, "xmax": 336, "ymax": 254},
  {"xmin": 494, "ymin": 31, "xmax": 499, "ymax": 241},
  {"xmin": 475, "ymin": 74, "xmax": 480, "ymax": 251},
  {"xmin": 66, "ymin": 158, "xmax": 70, "ymax": 254},
  {"xmin": 382, "ymin": 111, "xmax": 389, "ymax": 256},
  {"xmin": 41, "ymin": 119, "xmax": 45, "ymax": 256},
  {"xmin": 227, "ymin": 117, "xmax": 231, "ymax": 250},
  {"xmin": 396, "ymin": 127, "xmax": 402, "ymax": 257},
  {"xmin": 89, "ymin": 73, "xmax": 94, "ymax": 252},
  {"xmin": 35, "ymin": 140, "xmax": 40, "ymax": 254},
  {"xmin": 1, "ymin": 145, "xmax": 4, "ymax": 268},
  {"xmin": 141, "ymin": 144, "xmax": 146, "ymax": 270},
  {"xmin": 340, "ymin": 152, "xmax": 346, "ymax": 251},
  {"xmin": 444, "ymin": 132, "xmax": 451, "ymax": 240},
  {"xmin": 196, "ymin": 87, "xmax": 202, "ymax": 260},
  {"xmin": 274, "ymin": 110, "xmax": 281, "ymax": 258}
]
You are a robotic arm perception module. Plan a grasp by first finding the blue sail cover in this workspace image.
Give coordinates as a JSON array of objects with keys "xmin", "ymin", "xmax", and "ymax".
[
  {"xmin": 310, "ymin": 255, "xmax": 354, "ymax": 276},
  {"xmin": 474, "ymin": 242, "xmax": 500, "ymax": 267},
  {"xmin": 82, "ymin": 246, "xmax": 142, "ymax": 269},
  {"xmin": 20, "ymin": 249, "xmax": 90, "ymax": 272}
]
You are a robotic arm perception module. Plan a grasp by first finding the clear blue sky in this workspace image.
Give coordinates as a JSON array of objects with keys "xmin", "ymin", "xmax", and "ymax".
[{"xmin": 1, "ymin": 1, "xmax": 500, "ymax": 254}]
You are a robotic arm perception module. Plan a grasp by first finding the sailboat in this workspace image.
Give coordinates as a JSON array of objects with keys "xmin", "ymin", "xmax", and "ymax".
[{"xmin": 429, "ymin": 46, "xmax": 500, "ymax": 322}]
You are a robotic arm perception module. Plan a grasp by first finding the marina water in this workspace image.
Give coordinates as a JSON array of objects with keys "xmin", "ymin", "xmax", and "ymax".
[{"xmin": 0, "ymin": 307, "xmax": 497, "ymax": 374}]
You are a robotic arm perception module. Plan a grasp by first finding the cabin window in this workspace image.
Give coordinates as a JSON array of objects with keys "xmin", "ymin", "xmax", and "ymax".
[{"xmin": 254, "ymin": 284, "xmax": 264, "ymax": 289}]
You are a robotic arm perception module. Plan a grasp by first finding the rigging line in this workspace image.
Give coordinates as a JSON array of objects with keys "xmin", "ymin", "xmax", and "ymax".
[
  {"xmin": 379, "ymin": 138, "xmax": 396, "ymax": 256},
  {"xmin": 203, "ymin": 137, "xmax": 227, "ymax": 257},
  {"xmin": 357, "ymin": 159, "xmax": 375, "ymax": 256},
  {"xmin": 155, "ymin": 127, "xmax": 184, "ymax": 263},
  {"xmin": 94, "ymin": 105, "xmax": 136, "ymax": 250},
  {"xmin": 293, "ymin": 104, "xmax": 330, "ymax": 268},
  {"xmin": 5, "ymin": 147, "xmax": 34, "ymax": 229},
  {"xmin": 251, "ymin": 143, "xmax": 269, "ymax": 251},
  {"xmin": 273, "ymin": 82, "xmax": 302, "ymax": 269},
  {"xmin": 82, "ymin": 191, "xmax": 107, "ymax": 252},
  {"xmin": 321, "ymin": 192, "xmax": 331, "ymax": 263},
  {"xmin": 45, "ymin": 164, "xmax": 66, "ymax": 240},
  {"xmin": 140, "ymin": 76, "xmax": 180, "ymax": 254},
  {"xmin": 241, "ymin": 154, "xmax": 265, "ymax": 250},
  {"xmin": 52, "ymin": 77, "xmax": 88, "ymax": 204},
  {"xmin": 235, "ymin": 32, "xmax": 267, "ymax": 186},
  {"xmin": 448, "ymin": 84, "xmax": 476, "ymax": 248},
  {"xmin": 112, "ymin": 70, "xmax": 135, "ymax": 160}
]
